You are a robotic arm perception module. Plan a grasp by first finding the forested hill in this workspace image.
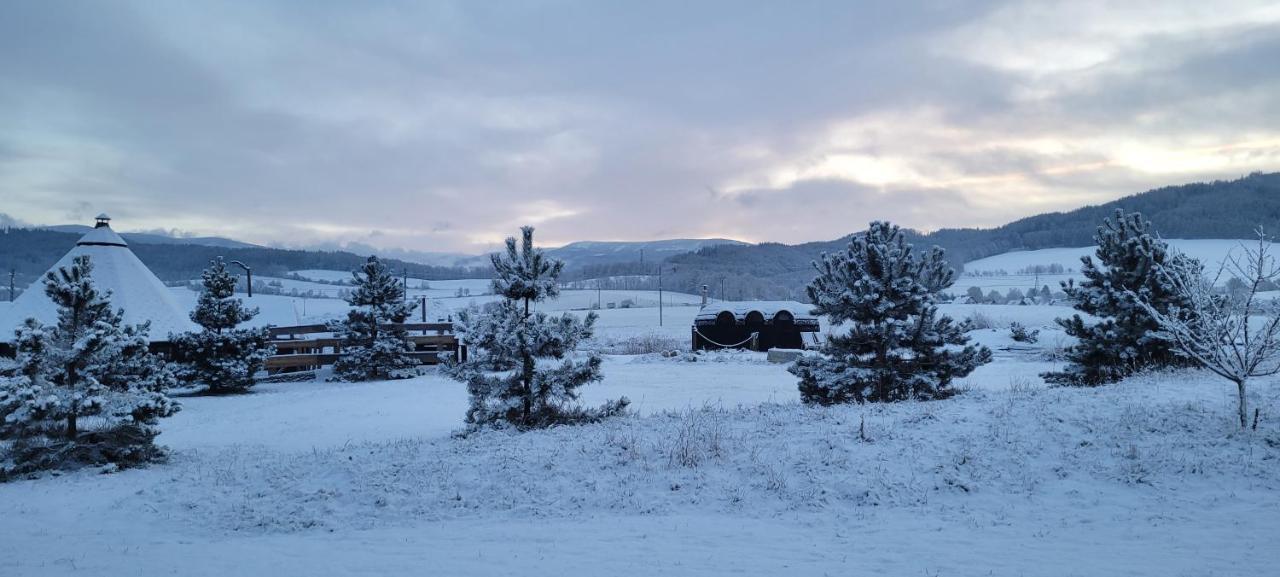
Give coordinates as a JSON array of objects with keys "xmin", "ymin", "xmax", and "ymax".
[
  {"xmin": 0, "ymin": 228, "xmax": 491, "ymax": 292},
  {"xmin": 926, "ymin": 171, "xmax": 1280, "ymax": 260},
  {"xmin": 663, "ymin": 172, "xmax": 1280, "ymax": 300}
]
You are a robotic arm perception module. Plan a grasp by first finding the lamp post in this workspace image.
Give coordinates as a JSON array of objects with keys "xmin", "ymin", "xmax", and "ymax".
[{"xmin": 229, "ymin": 260, "xmax": 252, "ymax": 297}]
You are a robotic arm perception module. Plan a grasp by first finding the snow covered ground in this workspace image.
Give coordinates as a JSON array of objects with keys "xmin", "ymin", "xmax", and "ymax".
[
  {"xmin": 2, "ymin": 301, "xmax": 1277, "ymax": 576},
  {"xmin": 171, "ymin": 272, "xmax": 706, "ymax": 329},
  {"xmin": 954, "ymin": 239, "xmax": 1264, "ymax": 295}
]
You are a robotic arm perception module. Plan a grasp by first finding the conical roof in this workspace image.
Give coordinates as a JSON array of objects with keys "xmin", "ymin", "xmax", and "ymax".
[{"xmin": 0, "ymin": 219, "xmax": 198, "ymax": 343}]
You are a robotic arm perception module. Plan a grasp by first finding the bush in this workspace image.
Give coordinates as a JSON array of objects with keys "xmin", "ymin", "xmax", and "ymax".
[
  {"xmin": 964, "ymin": 310, "xmax": 1004, "ymax": 330},
  {"xmin": 615, "ymin": 333, "xmax": 682, "ymax": 355},
  {"xmin": 1009, "ymin": 322, "xmax": 1040, "ymax": 343}
]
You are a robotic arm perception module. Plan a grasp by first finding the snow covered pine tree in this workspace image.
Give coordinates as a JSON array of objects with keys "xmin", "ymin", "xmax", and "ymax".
[
  {"xmin": 446, "ymin": 226, "xmax": 628, "ymax": 429},
  {"xmin": 1042, "ymin": 209, "xmax": 1198, "ymax": 386},
  {"xmin": 790, "ymin": 221, "xmax": 992, "ymax": 404},
  {"xmin": 0, "ymin": 255, "xmax": 179, "ymax": 479},
  {"xmin": 170, "ymin": 257, "xmax": 273, "ymax": 394},
  {"xmin": 331, "ymin": 256, "xmax": 418, "ymax": 381}
]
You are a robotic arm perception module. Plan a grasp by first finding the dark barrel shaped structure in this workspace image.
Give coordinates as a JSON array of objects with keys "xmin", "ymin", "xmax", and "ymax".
[{"xmin": 691, "ymin": 301, "xmax": 820, "ymax": 351}]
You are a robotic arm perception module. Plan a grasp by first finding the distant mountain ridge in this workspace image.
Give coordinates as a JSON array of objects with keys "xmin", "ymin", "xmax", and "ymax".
[
  {"xmin": 43, "ymin": 225, "xmax": 260, "ymax": 249},
  {"xmin": 4, "ymin": 172, "xmax": 1277, "ymax": 300},
  {"xmin": 286, "ymin": 238, "xmax": 748, "ymax": 268},
  {"xmin": 663, "ymin": 172, "xmax": 1280, "ymax": 300},
  {"xmin": 546, "ymin": 238, "xmax": 747, "ymax": 268}
]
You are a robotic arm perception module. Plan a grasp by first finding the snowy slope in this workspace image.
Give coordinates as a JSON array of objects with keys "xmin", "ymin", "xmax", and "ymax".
[
  {"xmin": 964, "ymin": 239, "xmax": 1262, "ymax": 274},
  {"xmin": 953, "ymin": 239, "xmax": 1265, "ymax": 296}
]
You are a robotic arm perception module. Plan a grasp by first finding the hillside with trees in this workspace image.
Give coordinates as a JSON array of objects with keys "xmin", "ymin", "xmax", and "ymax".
[
  {"xmin": 663, "ymin": 172, "xmax": 1280, "ymax": 299},
  {"xmin": 0, "ymin": 228, "xmax": 491, "ymax": 295}
]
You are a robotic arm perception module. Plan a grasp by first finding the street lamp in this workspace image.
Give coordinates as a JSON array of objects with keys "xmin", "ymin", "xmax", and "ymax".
[{"xmin": 229, "ymin": 260, "xmax": 253, "ymax": 297}]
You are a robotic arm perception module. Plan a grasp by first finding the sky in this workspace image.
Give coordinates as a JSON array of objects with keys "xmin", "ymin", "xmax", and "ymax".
[{"xmin": 2, "ymin": 1, "xmax": 1279, "ymax": 254}]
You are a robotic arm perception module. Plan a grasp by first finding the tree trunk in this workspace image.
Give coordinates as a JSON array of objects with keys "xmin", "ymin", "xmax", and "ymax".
[
  {"xmin": 1236, "ymin": 379, "xmax": 1249, "ymax": 429},
  {"xmin": 522, "ymin": 352, "xmax": 534, "ymax": 425},
  {"xmin": 66, "ymin": 413, "xmax": 77, "ymax": 440}
]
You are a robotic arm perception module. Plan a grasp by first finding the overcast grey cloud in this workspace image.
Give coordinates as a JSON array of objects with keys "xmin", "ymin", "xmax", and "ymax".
[{"xmin": 2, "ymin": 0, "xmax": 1278, "ymax": 252}]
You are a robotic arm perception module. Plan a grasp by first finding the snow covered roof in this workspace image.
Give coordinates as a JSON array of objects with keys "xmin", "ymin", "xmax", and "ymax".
[
  {"xmin": 694, "ymin": 301, "xmax": 818, "ymax": 325},
  {"xmin": 77, "ymin": 223, "xmax": 128, "ymax": 247},
  {"xmin": 0, "ymin": 220, "xmax": 197, "ymax": 343}
]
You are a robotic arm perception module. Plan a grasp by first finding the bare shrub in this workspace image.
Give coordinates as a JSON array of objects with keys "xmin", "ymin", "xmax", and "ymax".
[
  {"xmin": 1007, "ymin": 376, "xmax": 1038, "ymax": 396},
  {"xmin": 614, "ymin": 333, "xmax": 683, "ymax": 355},
  {"xmin": 1036, "ymin": 334, "xmax": 1070, "ymax": 362},
  {"xmin": 964, "ymin": 310, "xmax": 1005, "ymax": 330},
  {"xmin": 659, "ymin": 406, "xmax": 727, "ymax": 468}
]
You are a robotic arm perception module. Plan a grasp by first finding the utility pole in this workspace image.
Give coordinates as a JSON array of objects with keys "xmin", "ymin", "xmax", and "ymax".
[
  {"xmin": 597, "ymin": 279, "xmax": 602, "ymax": 310},
  {"xmin": 8, "ymin": 269, "xmax": 14, "ymax": 302},
  {"xmin": 658, "ymin": 263, "xmax": 664, "ymax": 327},
  {"xmin": 230, "ymin": 260, "xmax": 253, "ymax": 297},
  {"xmin": 403, "ymin": 268, "xmax": 408, "ymax": 302}
]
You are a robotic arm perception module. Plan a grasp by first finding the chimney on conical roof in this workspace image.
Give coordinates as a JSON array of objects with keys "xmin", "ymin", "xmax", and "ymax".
[{"xmin": 95, "ymin": 213, "xmax": 112, "ymax": 229}]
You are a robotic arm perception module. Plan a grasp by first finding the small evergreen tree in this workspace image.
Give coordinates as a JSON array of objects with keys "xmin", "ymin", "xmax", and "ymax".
[
  {"xmin": 445, "ymin": 226, "xmax": 628, "ymax": 429},
  {"xmin": 0, "ymin": 256, "xmax": 179, "ymax": 478},
  {"xmin": 331, "ymin": 256, "xmax": 418, "ymax": 381},
  {"xmin": 171, "ymin": 258, "xmax": 273, "ymax": 394},
  {"xmin": 790, "ymin": 222, "xmax": 992, "ymax": 404},
  {"xmin": 1009, "ymin": 322, "xmax": 1040, "ymax": 343},
  {"xmin": 1042, "ymin": 210, "xmax": 1198, "ymax": 386}
]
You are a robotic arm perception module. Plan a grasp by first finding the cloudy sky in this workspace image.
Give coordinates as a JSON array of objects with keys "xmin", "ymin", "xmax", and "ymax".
[{"xmin": 2, "ymin": 1, "xmax": 1279, "ymax": 253}]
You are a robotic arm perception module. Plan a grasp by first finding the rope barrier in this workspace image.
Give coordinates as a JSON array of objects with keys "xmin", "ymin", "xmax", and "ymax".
[{"xmin": 693, "ymin": 327, "xmax": 760, "ymax": 349}]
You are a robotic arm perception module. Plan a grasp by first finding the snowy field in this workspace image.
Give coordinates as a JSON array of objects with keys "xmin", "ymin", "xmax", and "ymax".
[
  {"xmin": 168, "ymin": 283, "xmax": 705, "ymax": 328},
  {"xmin": 953, "ymin": 239, "xmax": 1262, "ymax": 295},
  {"xmin": 2, "ymin": 302, "xmax": 1278, "ymax": 576}
]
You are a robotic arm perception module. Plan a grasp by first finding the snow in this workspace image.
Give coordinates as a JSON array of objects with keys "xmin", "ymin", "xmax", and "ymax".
[
  {"xmin": 3, "ymin": 262, "xmax": 1278, "ymax": 575},
  {"xmin": 964, "ymin": 239, "xmax": 1262, "ymax": 274},
  {"xmin": 0, "ymin": 225, "xmax": 198, "ymax": 342},
  {"xmin": 694, "ymin": 300, "xmax": 817, "ymax": 322},
  {"xmin": 75, "ymin": 223, "xmax": 128, "ymax": 246},
  {"xmin": 169, "ymin": 289, "xmax": 352, "ymax": 327},
  {"xmin": 1, "ymin": 354, "xmax": 1276, "ymax": 575}
]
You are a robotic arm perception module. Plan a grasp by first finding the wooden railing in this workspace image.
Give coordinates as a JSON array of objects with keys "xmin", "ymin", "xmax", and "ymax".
[{"xmin": 265, "ymin": 322, "xmax": 464, "ymax": 373}]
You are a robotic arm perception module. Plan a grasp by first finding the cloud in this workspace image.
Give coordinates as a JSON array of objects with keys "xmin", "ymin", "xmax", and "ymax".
[{"xmin": 1, "ymin": 0, "xmax": 1277, "ymax": 253}]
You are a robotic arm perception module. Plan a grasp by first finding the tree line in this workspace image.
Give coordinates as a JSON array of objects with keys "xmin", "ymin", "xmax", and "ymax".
[{"xmin": 0, "ymin": 228, "xmax": 492, "ymax": 293}]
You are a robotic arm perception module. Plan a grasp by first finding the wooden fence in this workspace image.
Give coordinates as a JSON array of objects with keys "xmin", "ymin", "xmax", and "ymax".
[{"xmin": 265, "ymin": 322, "xmax": 465, "ymax": 373}]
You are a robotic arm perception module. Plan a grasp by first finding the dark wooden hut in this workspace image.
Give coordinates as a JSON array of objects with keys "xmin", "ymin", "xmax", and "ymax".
[{"xmin": 691, "ymin": 301, "xmax": 819, "ymax": 351}]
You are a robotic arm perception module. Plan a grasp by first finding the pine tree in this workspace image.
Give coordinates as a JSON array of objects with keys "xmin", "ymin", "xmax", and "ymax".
[
  {"xmin": 445, "ymin": 226, "xmax": 628, "ymax": 429},
  {"xmin": 1042, "ymin": 210, "xmax": 1198, "ymax": 386},
  {"xmin": 0, "ymin": 256, "xmax": 179, "ymax": 478},
  {"xmin": 190, "ymin": 257, "xmax": 257, "ymax": 333},
  {"xmin": 171, "ymin": 258, "xmax": 273, "ymax": 394},
  {"xmin": 331, "ymin": 256, "xmax": 418, "ymax": 381},
  {"xmin": 790, "ymin": 222, "xmax": 992, "ymax": 404}
]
